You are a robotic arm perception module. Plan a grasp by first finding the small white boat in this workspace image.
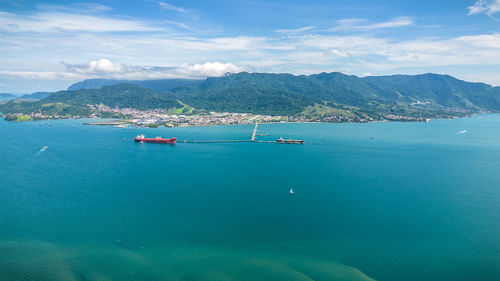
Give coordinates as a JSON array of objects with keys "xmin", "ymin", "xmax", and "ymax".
[{"xmin": 290, "ymin": 188, "xmax": 294, "ymax": 194}]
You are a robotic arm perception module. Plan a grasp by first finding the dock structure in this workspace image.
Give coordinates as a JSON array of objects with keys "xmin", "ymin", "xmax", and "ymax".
[
  {"xmin": 160, "ymin": 122, "xmax": 305, "ymax": 144},
  {"xmin": 180, "ymin": 140, "xmax": 251, "ymax": 143},
  {"xmin": 251, "ymin": 122, "xmax": 259, "ymax": 141}
]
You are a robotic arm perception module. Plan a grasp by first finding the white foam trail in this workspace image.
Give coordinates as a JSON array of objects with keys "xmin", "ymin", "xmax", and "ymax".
[{"xmin": 456, "ymin": 130, "xmax": 467, "ymax": 134}]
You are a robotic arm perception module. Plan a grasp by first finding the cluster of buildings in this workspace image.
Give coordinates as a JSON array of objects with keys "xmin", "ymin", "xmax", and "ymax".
[
  {"xmin": 289, "ymin": 114, "xmax": 377, "ymax": 123},
  {"xmin": 384, "ymin": 114, "xmax": 431, "ymax": 122},
  {"xmin": 88, "ymin": 104, "xmax": 166, "ymax": 118},
  {"xmin": 134, "ymin": 113, "xmax": 286, "ymax": 127},
  {"xmin": 3, "ymin": 112, "xmax": 71, "ymax": 121},
  {"xmin": 172, "ymin": 112, "xmax": 285, "ymax": 126},
  {"xmin": 89, "ymin": 105, "xmax": 287, "ymax": 127},
  {"xmin": 5, "ymin": 104, "xmax": 467, "ymax": 125}
]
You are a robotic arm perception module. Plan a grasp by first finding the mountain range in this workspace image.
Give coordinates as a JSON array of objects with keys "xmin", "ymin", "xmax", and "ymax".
[
  {"xmin": 18, "ymin": 92, "xmax": 53, "ymax": 100},
  {"xmin": 67, "ymin": 78, "xmax": 203, "ymax": 92},
  {"xmin": 1, "ymin": 72, "xmax": 499, "ymax": 121},
  {"xmin": 0, "ymin": 93, "xmax": 17, "ymax": 101}
]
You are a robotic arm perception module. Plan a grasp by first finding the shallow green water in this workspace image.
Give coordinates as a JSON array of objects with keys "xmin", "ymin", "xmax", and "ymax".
[{"xmin": 1, "ymin": 115, "xmax": 500, "ymax": 280}]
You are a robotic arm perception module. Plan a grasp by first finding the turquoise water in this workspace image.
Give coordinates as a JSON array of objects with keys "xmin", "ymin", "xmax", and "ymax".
[{"xmin": 1, "ymin": 115, "xmax": 500, "ymax": 280}]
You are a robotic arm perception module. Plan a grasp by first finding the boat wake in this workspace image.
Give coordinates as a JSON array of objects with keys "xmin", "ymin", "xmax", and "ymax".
[
  {"xmin": 456, "ymin": 130, "xmax": 467, "ymax": 135},
  {"xmin": 36, "ymin": 146, "xmax": 48, "ymax": 155}
]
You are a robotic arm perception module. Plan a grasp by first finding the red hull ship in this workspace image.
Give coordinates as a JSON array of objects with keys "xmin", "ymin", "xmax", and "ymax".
[{"xmin": 134, "ymin": 134, "xmax": 176, "ymax": 144}]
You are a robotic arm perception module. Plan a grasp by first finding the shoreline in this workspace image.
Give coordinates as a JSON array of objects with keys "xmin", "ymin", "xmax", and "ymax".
[
  {"xmin": 1, "ymin": 113, "xmax": 482, "ymax": 129},
  {"xmin": 1, "ymin": 106, "xmax": 480, "ymax": 126}
]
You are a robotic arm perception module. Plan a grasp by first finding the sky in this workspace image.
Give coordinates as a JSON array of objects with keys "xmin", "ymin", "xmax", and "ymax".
[{"xmin": 0, "ymin": 0, "xmax": 500, "ymax": 93}]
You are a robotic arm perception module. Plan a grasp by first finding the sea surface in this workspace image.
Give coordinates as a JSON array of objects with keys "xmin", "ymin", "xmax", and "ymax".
[{"xmin": 1, "ymin": 115, "xmax": 500, "ymax": 281}]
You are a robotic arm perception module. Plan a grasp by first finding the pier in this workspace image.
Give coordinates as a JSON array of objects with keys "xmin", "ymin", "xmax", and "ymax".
[
  {"xmin": 142, "ymin": 122, "xmax": 305, "ymax": 144},
  {"xmin": 251, "ymin": 122, "xmax": 259, "ymax": 141},
  {"xmin": 178, "ymin": 140, "xmax": 278, "ymax": 144},
  {"xmin": 180, "ymin": 140, "xmax": 252, "ymax": 143}
]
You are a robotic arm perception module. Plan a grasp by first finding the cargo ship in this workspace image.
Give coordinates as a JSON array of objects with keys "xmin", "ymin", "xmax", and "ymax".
[
  {"xmin": 134, "ymin": 134, "xmax": 176, "ymax": 144},
  {"xmin": 277, "ymin": 137, "xmax": 305, "ymax": 144}
]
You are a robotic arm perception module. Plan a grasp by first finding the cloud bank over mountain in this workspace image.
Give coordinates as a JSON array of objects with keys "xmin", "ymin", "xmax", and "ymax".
[
  {"xmin": 1, "ymin": 0, "xmax": 500, "ymax": 92},
  {"xmin": 1, "ymin": 60, "xmax": 246, "ymax": 81}
]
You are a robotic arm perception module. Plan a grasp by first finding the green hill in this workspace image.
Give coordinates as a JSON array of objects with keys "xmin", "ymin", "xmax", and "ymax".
[
  {"xmin": 170, "ymin": 72, "xmax": 500, "ymax": 116},
  {"xmin": 18, "ymin": 92, "xmax": 52, "ymax": 100},
  {"xmin": 172, "ymin": 73, "xmax": 318, "ymax": 115},
  {"xmin": 0, "ymin": 84, "xmax": 181, "ymax": 116},
  {"xmin": 67, "ymin": 78, "xmax": 203, "ymax": 92},
  {"xmin": 2, "ymin": 72, "xmax": 500, "ymax": 120}
]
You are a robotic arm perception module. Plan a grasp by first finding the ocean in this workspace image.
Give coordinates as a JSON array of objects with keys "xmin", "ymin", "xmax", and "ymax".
[{"xmin": 1, "ymin": 115, "xmax": 499, "ymax": 280}]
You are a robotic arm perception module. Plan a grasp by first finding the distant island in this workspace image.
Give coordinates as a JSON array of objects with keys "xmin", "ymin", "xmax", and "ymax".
[{"xmin": 1, "ymin": 72, "xmax": 499, "ymax": 126}]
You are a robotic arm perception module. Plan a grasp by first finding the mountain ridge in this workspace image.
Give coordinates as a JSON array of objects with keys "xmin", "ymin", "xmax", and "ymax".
[
  {"xmin": 67, "ymin": 78, "xmax": 204, "ymax": 92},
  {"xmin": 2, "ymin": 72, "xmax": 499, "ymax": 121},
  {"xmin": 0, "ymin": 93, "xmax": 17, "ymax": 101}
]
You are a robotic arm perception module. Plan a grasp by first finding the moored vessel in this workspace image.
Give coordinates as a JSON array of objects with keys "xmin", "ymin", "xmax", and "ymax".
[
  {"xmin": 134, "ymin": 134, "xmax": 176, "ymax": 144},
  {"xmin": 277, "ymin": 137, "xmax": 305, "ymax": 144}
]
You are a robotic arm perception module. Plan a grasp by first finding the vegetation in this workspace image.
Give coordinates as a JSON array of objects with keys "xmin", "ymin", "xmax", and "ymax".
[
  {"xmin": 68, "ymin": 78, "xmax": 203, "ymax": 92},
  {"xmin": 98, "ymin": 111, "xmax": 129, "ymax": 118},
  {"xmin": 170, "ymin": 72, "xmax": 500, "ymax": 117},
  {"xmin": 4, "ymin": 114, "xmax": 33, "ymax": 121},
  {"xmin": 300, "ymin": 103, "xmax": 358, "ymax": 119},
  {"xmin": 2, "ymin": 72, "xmax": 500, "ymax": 121},
  {"xmin": 166, "ymin": 103, "xmax": 197, "ymax": 115},
  {"xmin": 18, "ymin": 92, "xmax": 52, "ymax": 100},
  {"xmin": 43, "ymin": 83, "xmax": 180, "ymax": 110},
  {"xmin": 0, "ymin": 84, "xmax": 181, "ymax": 117}
]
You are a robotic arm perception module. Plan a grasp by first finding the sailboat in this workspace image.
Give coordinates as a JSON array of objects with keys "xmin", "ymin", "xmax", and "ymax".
[{"xmin": 290, "ymin": 188, "xmax": 294, "ymax": 194}]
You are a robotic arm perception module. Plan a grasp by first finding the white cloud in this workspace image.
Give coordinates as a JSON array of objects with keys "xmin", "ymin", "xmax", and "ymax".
[
  {"xmin": 183, "ymin": 62, "xmax": 244, "ymax": 77},
  {"xmin": 274, "ymin": 26, "xmax": 315, "ymax": 33},
  {"xmin": 63, "ymin": 59, "xmax": 125, "ymax": 74},
  {"xmin": 329, "ymin": 49, "xmax": 351, "ymax": 57},
  {"xmin": 0, "ymin": 71, "xmax": 82, "ymax": 80},
  {"xmin": 2, "ymin": 8, "xmax": 500, "ymax": 88},
  {"xmin": 364, "ymin": 17, "xmax": 414, "ymax": 29},
  {"xmin": 467, "ymin": 0, "xmax": 500, "ymax": 17},
  {"xmin": 3, "ymin": 31, "xmax": 500, "ymax": 83},
  {"xmin": 0, "ymin": 11, "xmax": 165, "ymax": 33},
  {"xmin": 0, "ymin": 60, "xmax": 246, "ymax": 81},
  {"xmin": 158, "ymin": 2, "xmax": 185, "ymax": 13},
  {"xmin": 36, "ymin": 3, "xmax": 113, "ymax": 13},
  {"xmin": 462, "ymin": 72, "xmax": 500, "ymax": 86},
  {"xmin": 329, "ymin": 17, "xmax": 414, "ymax": 31},
  {"xmin": 336, "ymin": 18, "xmax": 365, "ymax": 25}
]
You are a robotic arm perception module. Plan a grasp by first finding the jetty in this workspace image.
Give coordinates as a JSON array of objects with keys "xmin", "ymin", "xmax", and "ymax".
[
  {"xmin": 175, "ymin": 122, "xmax": 304, "ymax": 144},
  {"xmin": 180, "ymin": 140, "xmax": 252, "ymax": 143},
  {"xmin": 84, "ymin": 120, "xmax": 133, "ymax": 126},
  {"xmin": 251, "ymin": 123, "xmax": 259, "ymax": 141}
]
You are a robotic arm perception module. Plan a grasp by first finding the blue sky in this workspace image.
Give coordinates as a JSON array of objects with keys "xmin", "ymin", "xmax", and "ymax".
[{"xmin": 0, "ymin": 0, "xmax": 499, "ymax": 93}]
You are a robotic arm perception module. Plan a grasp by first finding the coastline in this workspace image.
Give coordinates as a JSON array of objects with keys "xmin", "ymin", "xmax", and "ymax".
[
  {"xmin": 1, "ymin": 101, "xmax": 480, "ymax": 126},
  {"xmin": 1, "ymin": 112, "xmax": 480, "ymax": 129}
]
